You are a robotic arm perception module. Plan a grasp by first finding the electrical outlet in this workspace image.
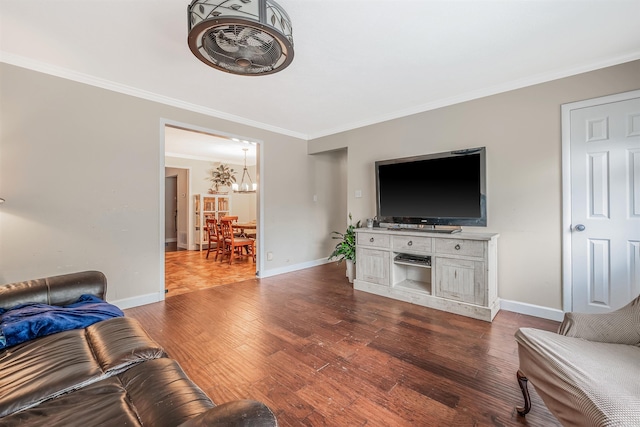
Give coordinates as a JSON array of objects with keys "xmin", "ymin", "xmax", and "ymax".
[{"xmin": 267, "ymin": 252, "xmax": 273, "ymax": 261}]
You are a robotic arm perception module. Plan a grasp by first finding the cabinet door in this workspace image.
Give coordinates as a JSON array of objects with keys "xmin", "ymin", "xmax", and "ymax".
[
  {"xmin": 356, "ymin": 248, "xmax": 390, "ymax": 286},
  {"xmin": 202, "ymin": 196, "xmax": 216, "ymax": 212},
  {"xmin": 435, "ymin": 257, "xmax": 486, "ymax": 305}
]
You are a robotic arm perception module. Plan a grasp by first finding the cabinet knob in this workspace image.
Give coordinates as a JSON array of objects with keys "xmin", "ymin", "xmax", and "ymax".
[
  {"xmin": 407, "ymin": 240, "xmax": 413, "ymax": 246},
  {"xmin": 370, "ymin": 237, "xmax": 374, "ymax": 243},
  {"xmin": 454, "ymin": 244, "xmax": 461, "ymax": 250}
]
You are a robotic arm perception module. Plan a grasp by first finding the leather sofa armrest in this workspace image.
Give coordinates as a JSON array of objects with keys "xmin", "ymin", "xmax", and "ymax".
[
  {"xmin": 178, "ymin": 400, "xmax": 277, "ymax": 427},
  {"xmin": 558, "ymin": 294, "xmax": 640, "ymax": 345}
]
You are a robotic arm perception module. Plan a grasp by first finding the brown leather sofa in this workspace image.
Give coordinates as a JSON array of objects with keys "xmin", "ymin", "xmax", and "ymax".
[{"xmin": 0, "ymin": 271, "xmax": 278, "ymax": 426}]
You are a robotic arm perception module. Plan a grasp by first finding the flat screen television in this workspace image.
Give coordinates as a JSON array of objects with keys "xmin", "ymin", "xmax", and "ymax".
[{"xmin": 375, "ymin": 147, "xmax": 486, "ymax": 228}]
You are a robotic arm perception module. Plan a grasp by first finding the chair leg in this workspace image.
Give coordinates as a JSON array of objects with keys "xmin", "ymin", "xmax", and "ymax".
[
  {"xmin": 217, "ymin": 242, "xmax": 226, "ymax": 262},
  {"xmin": 516, "ymin": 370, "xmax": 532, "ymax": 416}
]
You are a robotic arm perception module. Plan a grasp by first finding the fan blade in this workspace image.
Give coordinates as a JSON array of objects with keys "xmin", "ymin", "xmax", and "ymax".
[
  {"xmin": 215, "ymin": 30, "xmax": 239, "ymax": 53},
  {"xmin": 236, "ymin": 27, "xmax": 254, "ymax": 42}
]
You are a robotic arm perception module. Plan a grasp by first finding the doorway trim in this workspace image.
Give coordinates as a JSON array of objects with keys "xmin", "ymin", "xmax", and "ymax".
[
  {"xmin": 158, "ymin": 118, "xmax": 265, "ymax": 300},
  {"xmin": 561, "ymin": 89, "xmax": 640, "ymax": 312}
]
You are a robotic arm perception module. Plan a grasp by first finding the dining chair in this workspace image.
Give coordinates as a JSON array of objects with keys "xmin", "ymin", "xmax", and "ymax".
[
  {"xmin": 205, "ymin": 218, "xmax": 223, "ymax": 260},
  {"xmin": 220, "ymin": 216, "xmax": 242, "ymax": 237},
  {"xmin": 220, "ymin": 219, "xmax": 255, "ymax": 264}
]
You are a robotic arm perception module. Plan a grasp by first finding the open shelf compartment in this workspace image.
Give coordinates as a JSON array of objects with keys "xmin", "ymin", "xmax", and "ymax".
[{"xmin": 392, "ymin": 255, "xmax": 432, "ymax": 295}]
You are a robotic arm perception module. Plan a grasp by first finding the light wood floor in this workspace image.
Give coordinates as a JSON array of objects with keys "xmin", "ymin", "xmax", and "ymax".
[
  {"xmin": 165, "ymin": 247, "xmax": 256, "ymax": 297},
  {"xmin": 127, "ymin": 262, "xmax": 561, "ymax": 426}
]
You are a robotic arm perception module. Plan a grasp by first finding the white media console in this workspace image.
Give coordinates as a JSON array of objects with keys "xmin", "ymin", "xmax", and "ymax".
[{"xmin": 354, "ymin": 228, "xmax": 500, "ymax": 321}]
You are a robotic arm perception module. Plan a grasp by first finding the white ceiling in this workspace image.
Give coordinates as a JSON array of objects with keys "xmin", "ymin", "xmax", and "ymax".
[
  {"xmin": 164, "ymin": 126, "xmax": 257, "ymax": 165},
  {"xmin": 1, "ymin": 0, "xmax": 640, "ymax": 143}
]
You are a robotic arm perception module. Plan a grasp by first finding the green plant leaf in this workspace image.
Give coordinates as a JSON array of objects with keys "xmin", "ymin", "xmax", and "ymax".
[
  {"xmin": 207, "ymin": 163, "xmax": 237, "ymax": 187},
  {"xmin": 328, "ymin": 213, "xmax": 361, "ymax": 263}
]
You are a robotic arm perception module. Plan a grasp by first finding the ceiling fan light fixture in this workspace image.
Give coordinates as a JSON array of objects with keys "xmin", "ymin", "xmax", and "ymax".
[{"xmin": 187, "ymin": 0, "xmax": 294, "ymax": 76}]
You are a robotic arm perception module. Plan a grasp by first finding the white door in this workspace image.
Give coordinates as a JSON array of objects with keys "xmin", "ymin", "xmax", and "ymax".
[{"xmin": 564, "ymin": 92, "xmax": 640, "ymax": 313}]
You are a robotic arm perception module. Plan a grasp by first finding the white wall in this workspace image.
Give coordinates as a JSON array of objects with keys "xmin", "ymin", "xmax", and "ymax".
[
  {"xmin": 166, "ymin": 156, "xmax": 256, "ymax": 198},
  {"xmin": 309, "ymin": 60, "xmax": 640, "ymax": 312},
  {"xmin": 0, "ymin": 63, "xmax": 334, "ymax": 305}
]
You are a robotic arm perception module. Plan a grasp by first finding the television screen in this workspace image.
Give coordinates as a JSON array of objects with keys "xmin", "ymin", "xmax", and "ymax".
[{"xmin": 375, "ymin": 147, "xmax": 486, "ymax": 227}]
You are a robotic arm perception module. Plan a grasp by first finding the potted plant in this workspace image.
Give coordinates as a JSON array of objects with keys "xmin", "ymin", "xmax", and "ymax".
[
  {"xmin": 328, "ymin": 214, "xmax": 361, "ymax": 283},
  {"xmin": 207, "ymin": 164, "xmax": 237, "ymax": 194}
]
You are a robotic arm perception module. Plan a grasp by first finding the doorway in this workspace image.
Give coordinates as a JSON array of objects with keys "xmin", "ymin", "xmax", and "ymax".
[
  {"xmin": 164, "ymin": 175, "xmax": 178, "ymax": 251},
  {"xmin": 562, "ymin": 89, "xmax": 640, "ymax": 313},
  {"xmin": 164, "ymin": 167, "xmax": 190, "ymax": 252},
  {"xmin": 161, "ymin": 122, "xmax": 262, "ymax": 297}
]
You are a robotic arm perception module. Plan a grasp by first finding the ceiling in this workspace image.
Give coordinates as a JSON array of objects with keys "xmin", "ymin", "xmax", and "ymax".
[
  {"xmin": 165, "ymin": 126, "xmax": 257, "ymax": 165},
  {"xmin": 1, "ymin": 0, "xmax": 640, "ymax": 142}
]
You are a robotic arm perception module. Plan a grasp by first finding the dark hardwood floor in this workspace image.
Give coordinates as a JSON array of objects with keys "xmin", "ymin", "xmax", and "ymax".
[{"xmin": 126, "ymin": 262, "xmax": 561, "ymax": 426}]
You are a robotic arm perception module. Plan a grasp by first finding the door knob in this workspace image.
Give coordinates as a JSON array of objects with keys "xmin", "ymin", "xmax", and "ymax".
[{"xmin": 574, "ymin": 224, "xmax": 586, "ymax": 232}]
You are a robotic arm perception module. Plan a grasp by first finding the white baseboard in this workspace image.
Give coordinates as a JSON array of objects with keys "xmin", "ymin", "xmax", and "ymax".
[
  {"xmin": 259, "ymin": 258, "xmax": 333, "ymax": 278},
  {"xmin": 111, "ymin": 292, "xmax": 164, "ymax": 310},
  {"xmin": 108, "ymin": 269, "xmax": 564, "ymax": 324},
  {"xmin": 165, "ymin": 238, "xmax": 177, "ymax": 243},
  {"xmin": 111, "ymin": 260, "xmax": 334, "ymax": 309},
  {"xmin": 500, "ymin": 299, "xmax": 565, "ymax": 322}
]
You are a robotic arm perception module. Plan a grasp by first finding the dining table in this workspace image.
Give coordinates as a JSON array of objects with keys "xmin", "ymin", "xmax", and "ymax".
[{"xmin": 235, "ymin": 222, "xmax": 257, "ymax": 238}]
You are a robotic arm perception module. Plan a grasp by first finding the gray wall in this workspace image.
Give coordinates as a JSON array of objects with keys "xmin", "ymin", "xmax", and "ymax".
[
  {"xmin": 0, "ymin": 63, "xmax": 341, "ymax": 305},
  {"xmin": 2, "ymin": 59, "xmax": 639, "ymax": 314},
  {"xmin": 309, "ymin": 60, "xmax": 640, "ymax": 311},
  {"xmin": 311, "ymin": 148, "xmax": 348, "ymax": 260}
]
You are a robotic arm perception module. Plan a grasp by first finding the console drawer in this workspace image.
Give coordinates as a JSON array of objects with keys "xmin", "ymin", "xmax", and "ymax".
[
  {"xmin": 357, "ymin": 232, "xmax": 390, "ymax": 249},
  {"xmin": 435, "ymin": 238, "xmax": 484, "ymax": 258},
  {"xmin": 392, "ymin": 235, "xmax": 432, "ymax": 253}
]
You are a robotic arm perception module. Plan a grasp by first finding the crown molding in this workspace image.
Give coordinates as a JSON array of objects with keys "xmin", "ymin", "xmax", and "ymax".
[
  {"xmin": 165, "ymin": 152, "xmax": 227, "ymax": 163},
  {"xmin": 3, "ymin": 50, "xmax": 639, "ymax": 142},
  {"xmin": 0, "ymin": 51, "xmax": 308, "ymax": 140},
  {"xmin": 165, "ymin": 152, "xmax": 254, "ymax": 166},
  {"xmin": 306, "ymin": 51, "xmax": 640, "ymax": 140}
]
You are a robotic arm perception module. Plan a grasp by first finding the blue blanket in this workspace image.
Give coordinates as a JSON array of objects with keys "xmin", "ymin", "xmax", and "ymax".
[{"xmin": 0, "ymin": 295, "xmax": 124, "ymax": 350}]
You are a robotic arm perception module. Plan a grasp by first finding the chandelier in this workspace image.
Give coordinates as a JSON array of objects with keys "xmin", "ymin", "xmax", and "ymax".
[
  {"xmin": 232, "ymin": 148, "xmax": 257, "ymax": 193},
  {"xmin": 187, "ymin": 0, "xmax": 294, "ymax": 76}
]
